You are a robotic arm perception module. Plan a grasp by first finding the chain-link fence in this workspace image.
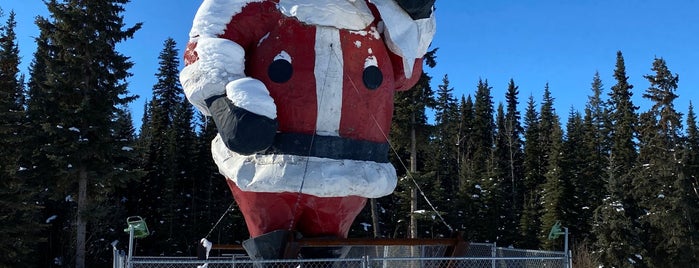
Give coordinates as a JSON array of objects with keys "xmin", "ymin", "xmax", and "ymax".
[{"xmin": 114, "ymin": 243, "xmax": 571, "ymax": 268}]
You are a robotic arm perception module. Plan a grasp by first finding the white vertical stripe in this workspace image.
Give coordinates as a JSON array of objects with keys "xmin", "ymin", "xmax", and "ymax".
[{"xmin": 314, "ymin": 27, "xmax": 343, "ymax": 136}]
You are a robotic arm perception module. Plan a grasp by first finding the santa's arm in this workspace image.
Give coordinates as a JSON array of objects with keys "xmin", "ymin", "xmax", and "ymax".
[
  {"xmin": 180, "ymin": 0, "xmax": 279, "ymax": 154},
  {"xmin": 370, "ymin": 0, "xmax": 436, "ymax": 91}
]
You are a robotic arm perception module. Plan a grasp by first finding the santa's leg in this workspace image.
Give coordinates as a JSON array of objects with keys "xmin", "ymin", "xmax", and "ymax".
[
  {"xmin": 296, "ymin": 194, "xmax": 367, "ymax": 259},
  {"xmin": 227, "ymin": 180, "xmax": 367, "ymax": 259}
]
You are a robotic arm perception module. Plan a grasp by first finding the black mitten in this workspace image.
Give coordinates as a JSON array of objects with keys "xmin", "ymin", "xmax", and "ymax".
[
  {"xmin": 394, "ymin": 0, "xmax": 435, "ymax": 20},
  {"xmin": 206, "ymin": 95, "xmax": 278, "ymax": 155}
]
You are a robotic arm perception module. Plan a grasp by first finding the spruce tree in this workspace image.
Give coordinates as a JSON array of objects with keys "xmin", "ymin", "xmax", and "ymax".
[
  {"xmin": 633, "ymin": 57, "xmax": 697, "ymax": 266},
  {"xmin": 428, "ymin": 74, "xmax": 460, "ymax": 231},
  {"xmin": 519, "ymin": 95, "xmax": 542, "ymax": 249},
  {"xmin": 683, "ymin": 103, "xmax": 699, "ymax": 264},
  {"xmin": 539, "ymin": 111, "xmax": 564, "ymax": 250},
  {"xmin": 387, "ymin": 49, "xmax": 436, "ymax": 238},
  {"xmin": 134, "ymin": 38, "xmax": 201, "ymax": 255},
  {"xmin": 25, "ymin": 1, "xmax": 141, "ymax": 266},
  {"xmin": 578, "ymin": 72, "xmax": 608, "ymax": 242},
  {"xmin": 493, "ymin": 103, "xmax": 513, "ymax": 245},
  {"xmin": 593, "ymin": 51, "xmax": 642, "ymax": 267},
  {"xmin": 455, "ymin": 95, "xmax": 475, "ymax": 233},
  {"xmin": 561, "ymin": 110, "xmax": 592, "ymax": 241},
  {"xmin": 191, "ymin": 115, "xmax": 249, "ymax": 245},
  {"xmin": 502, "ymin": 80, "xmax": 524, "ymax": 240},
  {"xmin": 0, "ymin": 10, "xmax": 44, "ymax": 266},
  {"xmin": 461, "ymin": 79, "xmax": 496, "ymax": 242}
]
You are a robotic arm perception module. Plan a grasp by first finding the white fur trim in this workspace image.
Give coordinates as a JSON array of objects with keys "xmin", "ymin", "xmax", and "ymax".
[
  {"xmin": 314, "ymin": 27, "xmax": 343, "ymax": 136},
  {"xmin": 180, "ymin": 38, "xmax": 246, "ymax": 116},
  {"xmin": 226, "ymin": 78, "xmax": 277, "ymax": 119},
  {"xmin": 190, "ymin": 0, "xmax": 264, "ymax": 39},
  {"xmin": 211, "ymin": 135, "xmax": 398, "ymax": 198},
  {"xmin": 278, "ymin": 0, "xmax": 374, "ymax": 30},
  {"xmin": 370, "ymin": 0, "xmax": 436, "ymax": 78}
]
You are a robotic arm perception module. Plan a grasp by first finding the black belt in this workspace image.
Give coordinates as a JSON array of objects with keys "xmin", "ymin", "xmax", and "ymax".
[{"xmin": 263, "ymin": 133, "xmax": 390, "ymax": 163}]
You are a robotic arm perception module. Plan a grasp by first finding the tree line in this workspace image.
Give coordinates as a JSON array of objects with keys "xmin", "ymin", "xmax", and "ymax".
[{"xmin": 1, "ymin": 1, "xmax": 698, "ymax": 267}]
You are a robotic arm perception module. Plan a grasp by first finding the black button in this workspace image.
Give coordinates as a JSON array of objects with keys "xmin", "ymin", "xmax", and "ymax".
[
  {"xmin": 363, "ymin": 66, "xmax": 383, "ymax": 90},
  {"xmin": 268, "ymin": 59, "xmax": 293, "ymax": 83}
]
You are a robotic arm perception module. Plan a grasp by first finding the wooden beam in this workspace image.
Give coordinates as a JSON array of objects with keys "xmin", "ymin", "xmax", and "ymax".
[{"xmin": 212, "ymin": 237, "xmax": 468, "ymax": 251}]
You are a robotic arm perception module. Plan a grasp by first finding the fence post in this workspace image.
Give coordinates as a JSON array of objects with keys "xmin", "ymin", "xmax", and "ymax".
[
  {"xmin": 491, "ymin": 242, "xmax": 496, "ymax": 268},
  {"xmin": 564, "ymin": 228, "xmax": 570, "ymax": 268},
  {"xmin": 362, "ymin": 255, "xmax": 370, "ymax": 268}
]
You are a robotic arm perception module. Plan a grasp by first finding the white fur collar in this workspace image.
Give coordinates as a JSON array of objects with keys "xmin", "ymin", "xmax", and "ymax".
[{"xmin": 278, "ymin": 0, "xmax": 375, "ymax": 30}]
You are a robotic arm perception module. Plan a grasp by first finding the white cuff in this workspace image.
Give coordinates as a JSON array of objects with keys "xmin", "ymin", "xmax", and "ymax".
[
  {"xmin": 226, "ymin": 78, "xmax": 277, "ymax": 119},
  {"xmin": 180, "ymin": 37, "xmax": 246, "ymax": 116}
]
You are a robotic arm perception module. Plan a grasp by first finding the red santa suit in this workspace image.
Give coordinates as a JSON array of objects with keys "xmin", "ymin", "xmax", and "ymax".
[{"xmin": 181, "ymin": 0, "xmax": 436, "ymax": 240}]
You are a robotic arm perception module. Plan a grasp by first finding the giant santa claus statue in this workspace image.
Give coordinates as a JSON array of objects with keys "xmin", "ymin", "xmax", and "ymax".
[{"xmin": 181, "ymin": 0, "xmax": 435, "ymax": 259}]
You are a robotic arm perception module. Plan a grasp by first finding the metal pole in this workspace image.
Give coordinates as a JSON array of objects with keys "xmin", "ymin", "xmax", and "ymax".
[
  {"xmin": 491, "ymin": 242, "xmax": 496, "ymax": 268},
  {"xmin": 564, "ymin": 227, "xmax": 569, "ymax": 268},
  {"xmin": 127, "ymin": 227, "xmax": 134, "ymax": 268}
]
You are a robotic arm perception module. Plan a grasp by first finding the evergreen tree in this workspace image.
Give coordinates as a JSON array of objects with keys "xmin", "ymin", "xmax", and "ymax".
[
  {"xmin": 561, "ymin": 110, "xmax": 592, "ymax": 241},
  {"xmin": 502, "ymin": 80, "xmax": 524, "ymax": 246},
  {"xmin": 461, "ymin": 79, "xmax": 496, "ymax": 242},
  {"xmin": 633, "ymin": 57, "xmax": 697, "ymax": 266},
  {"xmin": 593, "ymin": 51, "xmax": 642, "ymax": 267},
  {"xmin": 455, "ymin": 95, "xmax": 474, "ymax": 233},
  {"xmin": 0, "ymin": 10, "xmax": 44, "ymax": 266},
  {"xmin": 519, "ymin": 95, "xmax": 542, "ymax": 249},
  {"xmin": 578, "ymin": 72, "xmax": 608, "ymax": 242},
  {"xmin": 191, "ymin": 115, "xmax": 249, "ymax": 245},
  {"xmin": 539, "ymin": 111, "xmax": 564, "ymax": 250},
  {"xmin": 133, "ymin": 38, "xmax": 202, "ymax": 255},
  {"xmin": 24, "ymin": 1, "xmax": 142, "ymax": 266},
  {"xmin": 428, "ymin": 74, "xmax": 459, "ymax": 232},
  {"xmin": 683, "ymin": 103, "xmax": 699, "ymax": 263},
  {"xmin": 493, "ymin": 103, "xmax": 512, "ymax": 245},
  {"xmin": 386, "ymin": 48, "xmax": 436, "ymax": 238}
]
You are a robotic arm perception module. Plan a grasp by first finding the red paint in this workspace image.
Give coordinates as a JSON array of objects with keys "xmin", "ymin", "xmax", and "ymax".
[{"xmin": 228, "ymin": 181, "xmax": 367, "ymax": 238}]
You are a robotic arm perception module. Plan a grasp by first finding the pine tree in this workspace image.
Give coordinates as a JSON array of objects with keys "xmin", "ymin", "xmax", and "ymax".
[
  {"xmin": 25, "ymin": 1, "xmax": 142, "ymax": 266},
  {"xmin": 633, "ymin": 57, "xmax": 697, "ymax": 266},
  {"xmin": 593, "ymin": 51, "xmax": 642, "ymax": 267},
  {"xmin": 0, "ymin": 10, "xmax": 44, "ymax": 266}
]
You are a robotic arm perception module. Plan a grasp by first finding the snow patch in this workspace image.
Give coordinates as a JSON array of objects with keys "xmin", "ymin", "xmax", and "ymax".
[
  {"xmin": 360, "ymin": 222, "xmax": 371, "ymax": 231},
  {"xmin": 257, "ymin": 32, "xmax": 270, "ymax": 47},
  {"xmin": 200, "ymin": 238, "xmax": 213, "ymax": 259},
  {"xmin": 46, "ymin": 215, "xmax": 57, "ymax": 223},
  {"xmin": 364, "ymin": 55, "xmax": 378, "ymax": 68},
  {"xmin": 69, "ymin": 127, "xmax": 80, "ymax": 132},
  {"xmin": 121, "ymin": 146, "xmax": 134, "ymax": 151},
  {"xmin": 18, "ymin": 166, "xmax": 27, "ymax": 171},
  {"xmin": 274, "ymin": 51, "xmax": 292, "ymax": 63},
  {"xmin": 65, "ymin": 195, "xmax": 74, "ymax": 202},
  {"xmin": 278, "ymin": 0, "xmax": 374, "ymax": 30}
]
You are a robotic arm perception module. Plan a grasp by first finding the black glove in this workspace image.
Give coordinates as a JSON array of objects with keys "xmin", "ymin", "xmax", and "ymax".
[
  {"xmin": 206, "ymin": 95, "xmax": 278, "ymax": 155},
  {"xmin": 394, "ymin": 0, "xmax": 435, "ymax": 20}
]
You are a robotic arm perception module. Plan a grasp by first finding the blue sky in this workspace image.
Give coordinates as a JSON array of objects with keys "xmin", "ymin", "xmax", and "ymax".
[{"xmin": 3, "ymin": 1, "xmax": 699, "ymax": 129}]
